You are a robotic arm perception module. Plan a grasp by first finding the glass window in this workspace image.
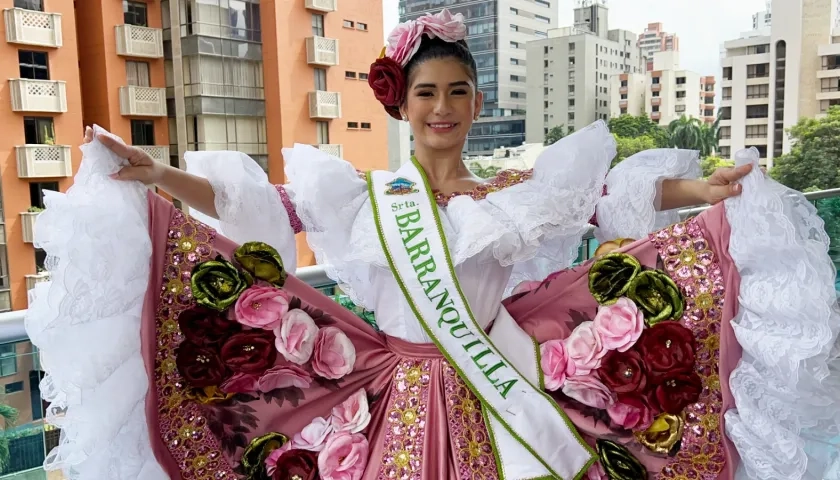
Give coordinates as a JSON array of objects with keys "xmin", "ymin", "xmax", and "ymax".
[
  {"xmin": 123, "ymin": 0, "xmax": 148, "ymax": 26},
  {"xmin": 14, "ymin": 0, "xmax": 43, "ymax": 10},
  {"xmin": 314, "ymin": 68, "xmax": 326, "ymax": 90},
  {"xmin": 131, "ymin": 120, "xmax": 155, "ymax": 145},
  {"xmin": 23, "ymin": 117, "xmax": 55, "ymax": 144},
  {"xmin": 312, "ymin": 14, "xmax": 324, "ymax": 36},
  {"xmin": 316, "ymin": 121, "xmax": 329, "ymax": 144},
  {"xmin": 0, "ymin": 344, "xmax": 16, "ymax": 377},
  {"xmin": 126, "ymin": 61, "xmax": 151, "ymax": 87},
  {"xmin": 19, "ymin": 50, "xmax": 48, "ymax": 80}
]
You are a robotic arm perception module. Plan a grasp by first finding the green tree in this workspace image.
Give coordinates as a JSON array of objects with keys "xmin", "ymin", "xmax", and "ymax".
[
  {"xmin": 769, "ymin": 106, "xmax": 840, "ymax": 191},
  {"xmin": 0, "ymin": 396, "xmax": 19, "ymax": 473},
  {"xmin": 607, "ymin": 114, "xmax": 670, "ymax": 147},
  {"xmin": 469, "ymin": 162, "xmax": 501, "ymax": 179},
  {"xmin": 699, "ymin": 156, "xmax": 734, "ymax": 179},
  {"xmin": 612, "ymin": 134, "xmax": 658, "ymax": 167},
  {"xmin": 544, "ymin": 125, "xmax": 570, "ymax": 145},
  {"xmin": 667, "ymin": 116, "xmax": 719, "ymax": 156}
]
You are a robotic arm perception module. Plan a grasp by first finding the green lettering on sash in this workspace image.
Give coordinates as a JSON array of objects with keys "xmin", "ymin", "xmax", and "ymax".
[
  {"xmin": 472, "ymin": 348, "xmax": 493, "ymax": 370},
  {"xmin": 438, "ymin": 306, "xmax": 461, "ymax": 327},
  {"xmin": 399, "ymin": 227, "xmax": 423, "ymax": 246},
  {"xmin": 413, "ymin": 257, "xmax": 436, "ymax": 276},
  {"xmin": 449, "ymin": 322, "xmax": 474, "ymax": 339},
  {"xmin": 483, "ymin": 360, "xmax": 506, "ymax": 377},
  {"xmin": 428, "ymin": 289, "xmax": 454, "ymax": 311},
  {"xmin": 396, "ymin": 209, "xmax": 421, "ymax": 227},
  {"xmin": 463, "ymin": 339, "xmax": 483, "ymax": 352},
  {"xmin": 495, "ymin": 379, "xmax": 518, "ymax": 399},
  {"xmin": 420, "ymin": 278, "xmax": 440, "ymax": 296},
  {"xmin": 405, "ymin": 238, "xmax": 430, "ymax": 262}
]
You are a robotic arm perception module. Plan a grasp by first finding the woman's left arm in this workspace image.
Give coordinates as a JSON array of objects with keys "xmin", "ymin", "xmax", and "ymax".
[{"xmin": 659, "ymin": 164, "xmax": 754, "ymax": 210}]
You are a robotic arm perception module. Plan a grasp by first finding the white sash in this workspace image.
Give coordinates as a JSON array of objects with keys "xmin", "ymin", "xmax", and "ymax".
[{"xmin": 367, "ymin": 160, "xmax": 594, "ymax": 480}]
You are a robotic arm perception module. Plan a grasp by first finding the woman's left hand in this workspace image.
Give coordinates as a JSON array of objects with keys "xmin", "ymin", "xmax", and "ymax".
[{"xmin": 703, "ymin": 164, "xmax": 754, "ymax": 204}]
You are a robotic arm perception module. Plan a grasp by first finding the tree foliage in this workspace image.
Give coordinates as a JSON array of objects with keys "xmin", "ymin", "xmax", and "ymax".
[
  {"xmin": 607, "ymin": 114, "xmax": 670, "ymax": 148},
  {"xmin": 769, "ymin": 106, "xmax": 840, "ymax": 191},
  {"xmin": 469, "ymin": 162, "xmax": 501, "ymax": 179},
  {"xmin": 699, "ymin": 156, "xmax": 734, "ymax": 179},
  {"xmin": 667, "ymin": 115, "xmax": 719, "ymax": 157},
  {"xmin": 613, "ymin": 134, "xmax": 658, "ymax": 168},
  {"xmin": 544, "ymin": 125, "xmax": 572, "ymax": 146}
]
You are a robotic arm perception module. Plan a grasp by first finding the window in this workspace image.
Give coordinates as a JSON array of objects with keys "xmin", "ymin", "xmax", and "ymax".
[
  {"xmin": 345, "ymin": 71, "xmax": 356, "ymax": 79},
  {"xmin": 312, "ymin": 14, "xmax": 324, "ymax": 37},
  {"xmin": 535, "ymin": 0, "xmax": 550, "ymax": 6},
  {"xmin": 568, "ymin": 99, "xmax": 575, "ymax": 107},
  {"xmin": 722, "ymin": 87, "xmax": 732, "ymax": 100},
  {"xmin": 123, "ymin": 1, "xmax": 148, "ymax": 27},
  {"xmin": 314, "ymin": 68, "xmax": 327, "ymax": 90},
  {"xmin": 747, "ymin": 84, "xmax": 770, "ymax": 98},
  {"xmin": 568, "ymin": 85, "xmax": 574, "ymax": 94},
  {"xmin": 510, "ymin": 24, "xmax": 519, "ymax": 32},
  {"xmin": 360, "ymin": 122, "xmax": 371, "ymax": 129},
  {"xmin": 510, "ymin": 41, "xmax": 520, "ymax": 49},
  {"xmin": 510, "ymin": 75, "xmax": 522, "ymax": 82},
  {"xmin": 14, "ymin": 0, "xmax": 43, "ymax": 10},
  {"xmin": 676, "ymin": 77, "xmax": 686, "ymax": 84},
  {"xmin": 4, "ymin": 381, "xmax": 23, "ymax": 394},
  {"xmin": 29, "ymin": 181, "xmax": 57, "ymax": 209},
  {"xmin": 510, "ymin": 58, "xmax": 520, "ymax": 66},
  {"xmin": 747, "ymin": 63, "xmax": 769, "ymax": 78},
  {"xmin": 126, "ymin": 61, "xmax": 150, "ymax": 87},
  {"xmin": 343, "ymin": 20, "xmax": 354, "ymax": 28},
  {"xmin": 19, "ymin": 50, "xmax": 48, "ymax": 80},
  {"xmin": 569, "ymin": 43, "xmax": 575, "ymax": 54},
  {"xmin": 746, "ymin": 125, "xmax": 768, "ymax": 138},
  {"xmin": 675, "ymin": 105, "xmax": 686, "ymax": 113},
  {"xmin": 652, "ymin": 77, "xmax": 660, "ymax": 84},
  {"xmin": 652, "ymin": 106, "xmax": 659, "ymax": 112},
  {"xmin": 356, "ymin": 22, "xmax": 367, "ymax": 31},
  {"xmin": 535, "ymin": 31, "xmax": 547, "ymax": 38},
  {"xmin": 535, "ymin": 15, "xmax": 550, "ymax": 23},
  {"xmin": 510, "ymin": 91, "xmax": 525, "ymax": 99},
  {"xmin": 510, "ymin": 7, "xmax": 518, "ymax": 14},
  {"xmin": 543, "ymin": 46, "xmax": 549, "ymax": 55},
  {"xmin": 316, "ymin": 121, "xmax": 329, "ymax": 144},
  {"xmin": 746, "ymin": 105, "xmax": 769, "ymax": 118},
  {"xmin": 131, "ymin": 120, "xmax": 154, "ymax": 145},
  {"xmin": 347, "ymin": 122, "xmax": 359, "ymax": 129},
  {"xmin": 676, "ymin": 91, "xmax": 686, "ymax": 98},
  {"xmin": 359, "ymin": 72, "xmax": 368, "ymax": 80},
  {"xmin": 568, "ymin": 112, "xmax": 575, "ymax": 121},
  {"xmin": 620, "ymin": 94, "xmax": 627, "ymax": 99},
  {"xmin": 23, "ymin": 117, "xmax": 54, "ymax": 144},
  {"xmin": 0, "ymin": 345, "xmax": 16, "ymax": 377},
  {"xmin": 723, "ymin": 67, "xmax": 733, "ymax": 80}
]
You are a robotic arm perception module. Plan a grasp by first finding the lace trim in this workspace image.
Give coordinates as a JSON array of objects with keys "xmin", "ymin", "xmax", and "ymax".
[{"xmin": 275, "ymin": 185, "xmax": 303, "ymax": 234}]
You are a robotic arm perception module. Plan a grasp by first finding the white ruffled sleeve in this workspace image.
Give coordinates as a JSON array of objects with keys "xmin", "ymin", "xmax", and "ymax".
[
  {"xmin": 185, "ymin": 150, "xmax": 297, "ymax": 273},
  {"xmin": 723, "ymin": 148, "xmax": 840, "ymax": 480},
  {"xmin": 24, "ymin": 126, "xmax": 167, "ymax": 479},
  {"xmin": 594, "ymin": 148, "xmax": 702, "ymax": 242}
]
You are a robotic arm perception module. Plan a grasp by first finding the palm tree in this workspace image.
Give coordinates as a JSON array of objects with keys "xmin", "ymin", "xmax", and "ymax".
[
  {"xmin": 668, "ymin": 116, "xmax": 719, "ymax": 157},
  {"xmin": 0, "ymin": 396, "xmax": 19, "ymax": 473}
]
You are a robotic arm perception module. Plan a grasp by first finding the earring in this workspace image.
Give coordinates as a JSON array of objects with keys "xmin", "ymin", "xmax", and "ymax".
[{"xmin": 402, "ymin": 114, "xmax": 407, "ymax": 121}]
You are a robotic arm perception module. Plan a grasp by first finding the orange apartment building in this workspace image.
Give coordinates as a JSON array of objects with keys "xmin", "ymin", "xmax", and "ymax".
[{"xmin": 0, "ymin": 0, "xmax": 386, "ymax": 472}]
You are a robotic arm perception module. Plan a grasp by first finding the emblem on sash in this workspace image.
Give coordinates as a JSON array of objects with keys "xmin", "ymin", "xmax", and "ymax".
[{"xmin": 385, "ymin": 177, "xmax": 419, "ymax": 195}]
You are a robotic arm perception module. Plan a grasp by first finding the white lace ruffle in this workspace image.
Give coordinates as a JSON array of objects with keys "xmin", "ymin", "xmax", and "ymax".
[
  {"xmin": 723, "ymin": 148, "xmax": 840, "ymax": 480},
  {"xmin": 24, "ymin": 126, "xmax": 166, "ymax": 479},
  {"xmin": 185, "ymin": 150, "xmax": 297, "ymax": 273},
  {"xmin": 595, "ymin": 147, "xmax": 702, "ymax": 242}
]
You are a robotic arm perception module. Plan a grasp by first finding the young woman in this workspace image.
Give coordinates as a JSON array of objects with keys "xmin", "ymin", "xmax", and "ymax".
[{"xmin": 26, "ymin": 9, "xmax": 839, "ymax": 480}]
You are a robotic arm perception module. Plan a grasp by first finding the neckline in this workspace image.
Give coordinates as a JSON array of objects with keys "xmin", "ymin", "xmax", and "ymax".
[{"xmin": 430, "ymin": 169, "xmax": 534, "ymax": 206}]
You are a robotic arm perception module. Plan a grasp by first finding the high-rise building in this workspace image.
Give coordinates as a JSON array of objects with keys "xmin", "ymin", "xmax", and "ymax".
[
  {"xmin": 609, "ymin": 51, "xmax": 715, "ymax": 126},
  {"xmin": 399, "ymin": 0, "xmax": 559, "ymax": 155},
  {"xmin": 719, "ymin": 0, "xmax": 835, "ymax": 168},
  {"xmin": 524, "ymin": 2, "xmax": 643, "ymax": 144},
  {"xmin": 637, "ymin": 22, "xmax": 679, "ymax": 72}
]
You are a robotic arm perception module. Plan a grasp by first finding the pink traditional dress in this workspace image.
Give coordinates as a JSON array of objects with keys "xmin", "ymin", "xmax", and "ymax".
[{"xmin": 24, "ymin": 121, "xmax": 840, "ymax": 480}]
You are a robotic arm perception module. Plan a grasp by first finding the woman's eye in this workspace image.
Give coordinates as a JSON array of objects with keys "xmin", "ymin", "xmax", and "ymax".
[
  {"xmin": 452, "ymin": 89, "xmax": 467, "ymax": 95},
  {"xmin": 417, "ymin": 91, "xmax": 433, "ymax": 97}
]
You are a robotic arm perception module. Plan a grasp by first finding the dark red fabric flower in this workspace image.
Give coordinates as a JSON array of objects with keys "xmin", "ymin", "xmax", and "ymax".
[
  {"xmin": 175, "ymin": 341, "xmax": 227, "ymax": 388},
  {"xmin": 368, "ymin": 57, "xmax": 405, "ymax": 120},
  {"xmin": 177, "ymin": 306, "xmax": 241, "ymax": 347},
  {"xmin": 220, "ymin": 331, "xmax": 277, "ymax": 375},
  {"xmin": 271, "ymin": 449, "xmax": 318, "ymax": 480},
  {"xmin": 598, "ymin": 349, "xmax": 648, "ymax": 395},
  {"xmin": 635, "ymin": 321, "xmax": 696, "ymax": 383},
  {"xmin": 652, "ymin": 371, "xmax": 703, "ymax": 414}
]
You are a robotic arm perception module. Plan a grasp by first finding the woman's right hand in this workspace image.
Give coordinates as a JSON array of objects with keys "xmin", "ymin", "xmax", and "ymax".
[{"xmin": 83, "ymin": 126, "xmax": 164, "ymax": 185}]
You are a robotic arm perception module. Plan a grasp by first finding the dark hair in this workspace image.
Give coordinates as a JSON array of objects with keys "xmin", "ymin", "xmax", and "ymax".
[{"xmin": 404, "ymin": 36, "xmax": 477, "ymax": 86}]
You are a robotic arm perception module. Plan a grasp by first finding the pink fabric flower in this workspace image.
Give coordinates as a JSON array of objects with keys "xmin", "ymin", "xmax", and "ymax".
[
  {"xmin": 234, "ymin": 285, "xmax": 289, "ymax": 330},
  {"xmin": 565, "ymin": 322, "xmax": 607, "ymax": 375},
  {"xmin": 585, "ymin": 461, "xmax": 608, "ymax": 480},
  {"xmin": 540, "ymin": 340, "xmax": 576, "ymax": 391},
  {"xmin": 385, "ymin": 19, "xmax": 425, "ymax": 66},
  {"xmin": 606, "ymin": 401, "xmax": 653, "ymax": 431},
  {"xmin": 317, "ymin": 432, "xmax": 369, "ymax": 480},
  {"xmin": 416, "ymin": 8, "xmax": 466, "ymax": 43},
  {"xmin": 274, "ymin": 309, "xmax": 319, "ymax": 365},
  {"xmin": 264, "ymin": 446, "xmax": 286, "ymax": 476},
  {"xmin": 312, "ymin": 327, "xmax": 356, "ymax": 379},
  {"xmin": 561, "ymin": 374, "xmax": 613, "ymax": 409},
  {"xmin": 219, "ymin": 372, "xmax": 259, "ymax": 394},
  {"xmin": 331, "ymin": 389, "xmax": 371, "ymax": 434},
  {"xmin": 258, "ymin": 364, "xmax": 313, "ymax": 392},
  {"xmin": 291, "ymin": 416, "xmax": 334, "ymax": 452},
  {"xmin": 593, "ymin": 297, "xmax": 644, "ymax": 352}
]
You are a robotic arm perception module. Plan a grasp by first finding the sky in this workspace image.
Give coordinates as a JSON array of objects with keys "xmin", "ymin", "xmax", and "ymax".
[{"xmin": 382, "ymin": 0, "xmax": 768, "ymax": 78}]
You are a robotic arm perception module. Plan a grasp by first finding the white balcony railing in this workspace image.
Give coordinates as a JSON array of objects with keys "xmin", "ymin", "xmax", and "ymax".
[
  {"xmin": 4, "ymin": 8, "xmax": 62, "ymax": 47},
  {"xmin": 136, "ymin": 145, "xmax": 170, "ymax": 164},
  {"xmin": 316, "ymin": 144, "xmax": 343, "ymax": 158},
  {"xmin": 306, "ymin": 36, "xmax": 339, "ymax": 66},
  {"xmin": 25, "ymin": 272, "xmax": 50, "ymax": 291},
  {"xmin": 305, "ymin": 0, "xmax": 337, "ymax": 12},
  {"xmin": 9, "ymin": 79, "xmax": 67, "ymax": 113},
  {"xmin": 20, "ymin": 212, "xmax": 40, "ymax": 243},
  {"xmin": 308, "ymin": 91, "xmax": 341, "ymax": 119},
  {"xmin": 16, "ymin": 145, "xmax": 72, "ymax": 178},
  {"xmin": 119, "ymin": 86, "xmax": 167, "ymax": 116},
  {"xmin": 115, "ymin": 24, "xmax": 164, "ymax": 58}
]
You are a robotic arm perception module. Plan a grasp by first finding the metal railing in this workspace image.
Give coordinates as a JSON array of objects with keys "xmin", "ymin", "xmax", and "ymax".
[{"xmin": 2, "ymin": 187, "xmax": 839, "ymax": 345}]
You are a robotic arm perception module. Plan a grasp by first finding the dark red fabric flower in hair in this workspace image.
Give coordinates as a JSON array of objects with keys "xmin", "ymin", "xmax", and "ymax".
[{"xmin": 368, "ymin": 57, "xmax": 405, "ymax": 120}]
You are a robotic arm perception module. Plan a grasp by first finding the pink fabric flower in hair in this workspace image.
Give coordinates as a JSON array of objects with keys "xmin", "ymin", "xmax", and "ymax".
[
  {"xmin": 385, "ymin": 19, "xmax": 425, "ymax": 66},
  {"xmin": 417, "ymin": 9, "xmax": 466, "ymax": 43}
]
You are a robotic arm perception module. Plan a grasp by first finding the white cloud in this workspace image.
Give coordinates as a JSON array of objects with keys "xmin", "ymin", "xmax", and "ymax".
[{"xmin": 382, "ymin": 0, "xmax": 768, "ymax": 78}]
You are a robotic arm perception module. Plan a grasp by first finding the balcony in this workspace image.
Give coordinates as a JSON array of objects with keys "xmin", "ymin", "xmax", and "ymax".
[
  {"xmin": 651, "ymin": 97, "xmax": 661, "ymax": 106},
  {"xmin": 119, "ymin": 86, "xmax": 167, "ymax": 116},
  {"xmin": 16, "ymin": 145, "xmax": 72, "ymax": 178},
  {"xmin": 306, "ymin": 36, "xmax": 339, "ymax": 66},
  {"xmin": 4, "ymin": 8, "xmax": 62, "ymax": 48},
  {"xmin": 136, "ymin": 145, "xmax": 170, "ymax": 164},
  {"xmin": 115, "ymin": 24, "xmax": 164, "ymax": 58},
  {"xmin": 305, "ymin": 0, "xmax": 337, "ymax": 12},
  {"xmin": 317, "ymin": 144, "xmax": 344, "ymax": 158},
  {"xmin": 25, "ymin": 272, "xmax": 50, "ymax": 291},
  {"xmin": 651, "ymin": 84, "xmax": 662, "ymax": 92},
  {"xmin": 20, "ymin": 211, "xmax": 40, "ymax": 243},
  {"xmin": 9, "ymin": 79, "xmax": 67, "ymax": 113},
  {"xmin": 308, "ymin": 91, "xmax": 342, "ymax": 119}
]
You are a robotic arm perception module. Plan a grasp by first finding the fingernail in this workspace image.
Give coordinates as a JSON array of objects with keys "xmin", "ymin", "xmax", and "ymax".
[{"xmin": 109, "ymin": 173, "xmax": 118, "ymax": 179}]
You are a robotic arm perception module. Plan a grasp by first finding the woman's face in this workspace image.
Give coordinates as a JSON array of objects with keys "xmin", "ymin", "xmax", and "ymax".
[{"xmin": 402, "ymin": 58, "xmax": 483, "ymax": 153}]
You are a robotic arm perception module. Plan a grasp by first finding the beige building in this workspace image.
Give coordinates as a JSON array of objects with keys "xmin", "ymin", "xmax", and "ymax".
[
  {"xmin": 638, "ymin": 22, "xmax": 679, "ymax": 72},
  {"xmin": 719, "ymin": 0, "xmax": 835, "ymax": 167},
  {"xmin": 525, "ymin": 2, "xmax": 643, "ymax": 143},
  {"xmin": 610, "ymin": 51, "xmax": 715, "ymax": 126}
]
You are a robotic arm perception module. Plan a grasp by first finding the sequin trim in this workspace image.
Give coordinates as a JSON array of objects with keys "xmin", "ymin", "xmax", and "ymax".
[
  {"xmin": 376, "ymin": 359, "xmax": 431, "ymax": 480},
  {"xmin": 153, "ymin": 210, "xmax": 236, "ymax": 479},
  {"xmin": 649, "ymin": 218, "xmax": 727, "ymax": 480},
  {"xmin": 443, "ymin": 364, "xmax": 500, "ymax": 480},
  {"xmin": 275, "ymin": 185, "xmax": 304, "ymax": 234}
]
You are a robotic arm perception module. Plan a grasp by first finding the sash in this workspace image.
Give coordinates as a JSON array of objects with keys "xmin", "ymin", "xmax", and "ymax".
[{"xmin": 367, "ymin": 160, "xmax": 595, "ymax": 480}]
